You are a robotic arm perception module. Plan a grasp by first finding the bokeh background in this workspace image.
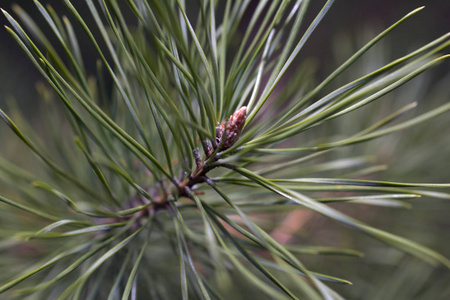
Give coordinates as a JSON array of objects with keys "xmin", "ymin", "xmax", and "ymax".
[
  {"xmin": 1, "ymin": 0, "xmax": 449, "ymax": 114},
  {"xmin": 0, "ymin": 1, "xmax": 449, "ymax": 299}
]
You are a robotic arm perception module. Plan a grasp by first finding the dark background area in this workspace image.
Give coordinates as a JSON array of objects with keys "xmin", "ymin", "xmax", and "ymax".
[{"xmin": 0, "ymin": 0, "xmax": 448, "ymax": 114}]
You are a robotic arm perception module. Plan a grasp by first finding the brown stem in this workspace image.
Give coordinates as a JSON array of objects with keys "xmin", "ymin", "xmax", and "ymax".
[
  {"xmin": 110, "ymin": 106, "xmax": 247, "ymax": 225},
  {"xmin": 177, "ymin": 156, "xmax": 218, "ymax": 198}
]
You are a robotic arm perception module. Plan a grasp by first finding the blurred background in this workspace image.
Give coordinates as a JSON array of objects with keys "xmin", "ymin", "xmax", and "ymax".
[
  {"xmin": 1, "ymin": 0, "xmax": 449, "ymax": 114},
  {"xmin": 0, "ymin": 1, "xmax": 449, "ymax": 299}
]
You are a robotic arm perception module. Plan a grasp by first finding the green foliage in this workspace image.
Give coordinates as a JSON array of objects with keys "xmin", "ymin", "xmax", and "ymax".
[{"xmin": 0, "ymin": 0, "xmax": 449, "ymax": 299}]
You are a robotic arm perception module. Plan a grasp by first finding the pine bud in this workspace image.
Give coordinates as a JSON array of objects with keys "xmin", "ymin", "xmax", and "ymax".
[{"xmin": 216, "ymin": 106, "xmax": 247, "ymax": 150}]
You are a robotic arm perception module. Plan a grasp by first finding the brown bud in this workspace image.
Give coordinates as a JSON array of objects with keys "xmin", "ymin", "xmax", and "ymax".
[{"xmin": 215, "ymin": 106, "xmax": 247, "ymax": 150}]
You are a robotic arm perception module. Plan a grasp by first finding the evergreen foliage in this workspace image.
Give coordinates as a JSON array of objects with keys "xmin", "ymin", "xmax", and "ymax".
[{"xmin": 0, "ymin": 1, "xmax": 449, "ymax": 299}]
